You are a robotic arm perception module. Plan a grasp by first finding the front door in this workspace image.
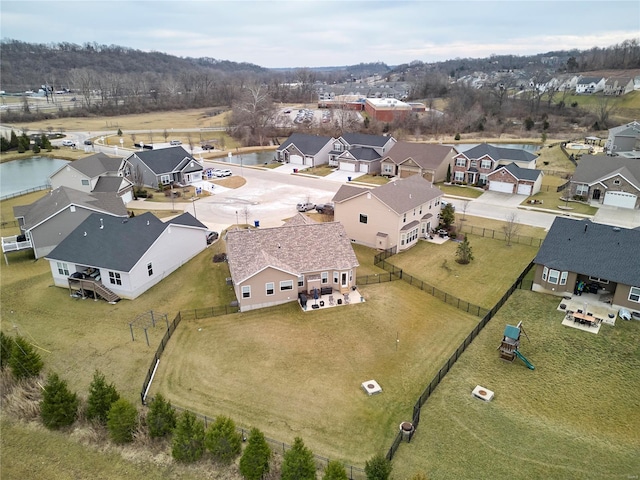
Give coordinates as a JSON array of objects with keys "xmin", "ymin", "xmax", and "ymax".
[
  {"xmin": 592, "ymin": 189, "xmax": 601, "ymax": 200},
  {"xmin": 341, "ymin": 272, "xmax": 348, "ymax": 288}
]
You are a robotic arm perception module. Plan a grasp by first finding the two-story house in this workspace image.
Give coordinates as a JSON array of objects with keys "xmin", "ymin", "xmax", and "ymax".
[
  {"xmin": 575, "ymin": 77, "xmax": 606, "ymax": 94},
  {"xmin": 604, "ymin": 121, "xmax": 640, "ymax": 155},
  {"xmin": 332, "ymin": 175, "xmax": 443, "ymax": 251},
  {"xmin": 275, "ymin": 133, "xmax": 335, "ymax": 167},
  {"xmin": 451, "ymin": 144, "xmax": 537, "ymax": 187},
  {"xmin": 380, "ymin": 142, "xmax": 457, "ymax": 182},
  {"xmin": 331, "ymin": 132, "xmax": 397, "ymax": 174}
]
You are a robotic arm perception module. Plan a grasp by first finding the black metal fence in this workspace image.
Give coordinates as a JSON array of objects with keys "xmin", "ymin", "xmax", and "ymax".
[
  {"xmin": 385, "ymin": 261, "xmax": 535, "ymax": 460},
  {"xmin": 458, "ymin": 225, "xmax": 544, "ymax": 247},
  {"xmin": 0, "ymin": 184, "xmax": 50, "ymax": 201},
  {"xmin": 356, "ymin": 272, "xmax": 400, "ymax": 285},
  {"xmin": 179, "ymin": 304, "xmax": 240, "ymax": 321}
]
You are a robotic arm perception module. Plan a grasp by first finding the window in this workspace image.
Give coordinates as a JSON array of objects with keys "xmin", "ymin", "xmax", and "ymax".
[
  {"xmin": 298, "ymin": 275, "xmax": 304, "ymax": 287},
  {"xmin": 403, "ymin": 213, "xmax": 407, "ymax": 223},
  {"xmin": 280, "ymin": 280, "xmax": 293, "ymax": 291},
  {"xmin": 57, "ymin": 262, "xmax": 69, "ymax": 276},
  {"xmin": 383, "ymin": 164, "xmax": 393, "ymax": 174},
  {"xmin": 359, "ymin": 214, "xmax": 368, "ymax": 224},
  {"xmin": 407, "ymin": 227, "xmax": 419, "ymax": 243},
  {"xmin": 160, "ymin": 174, "xmax": 171, "ymax": 185},
  {"xmin": 613, "ymin": 179, "xmax": 621, "ymax": 185},
  {"xmin": 333, "ymin": 142, "xmax": 343, "ymax": 151},
  {"xmin": 454, "ymin": 171, "xmax": 464, "ymax": 182},
  {"xmin": 321, "ymin": 272, "xmax": 328, "ymax": 284},
  {"xmin": 400, "ymin": 233, "xmax": 406, "ymax": 245},
  {"xmin": 242, "ymin": 285, "xmax": 251, "ymax": 298},
  {"xmin": 481, "ymin": 160, "xmax": 492, "ymax": 169},
  {"xmin": 479, "ymin": 174, "xmax": 488, "ymax": 184},
  {"xmin": 629, "ymin": 287, "xmax": 640, "ymax": 303},
  {"xmin": 419, "ymin": 206, "xmax": 422, "ymax": 214},
  {"xmin": 542, "ymin": 266, "xmax": 548, "ymax": 281},
  {"xmin": 147, "ymin": 263, "xmax": 153, "ymax": 276},
  {"xmin": 576, "ymin": 184, "xmax": 589, "ymax": 195},
  {"xmin": 588, "ymin": 276, "xmax": 609, "ymax": 284},
  {"xmin": 548, "ymin": 269, "xmax": 560, "ymax": 284},
  {"xmin": 470, "ymin": 160, "xmax": 477, "ymax": 168},
  {"xmin": 266, "ymin": 282, "xmax": 274, "ymax": 295},
  {"xmin": 560, "ymin": 271, "xmax": 568, "ymax": 285},
  {"xmin": 108, "ymin": 271, "xmax": 122, "ymax": 286},
  {"xmin": 81, "ymin": 179, "xmax": 90, "ymax": 186},
  {"xmin": 333, "ymin": 271, "xmax": 339, "ymax": 284},
  {"xmin": 455, "ymin": 158, "xmax": 466, "ymax": 167}
]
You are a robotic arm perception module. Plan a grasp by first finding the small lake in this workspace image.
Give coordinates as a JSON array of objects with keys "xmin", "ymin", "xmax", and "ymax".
[
  {"xmin": 450, "ymin": 143, "xmax": 541, "ymax": 153},
  {"xmin": 218, "ymin": 151, "xmax": 277, "ymax": 166},
  {"xmin": 1, "ymin": 156, "xmax": 69, "ymax": 198}
]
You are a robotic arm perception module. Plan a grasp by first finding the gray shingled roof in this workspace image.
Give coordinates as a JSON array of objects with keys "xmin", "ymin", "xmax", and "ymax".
[
  {"xmin": 132, "ymin": 146, "xmax": 199, "ymax": 175},
  {"xmin": 571, "ymin": 155, "xmax": 640, "ymax": 189},
  {"xmin": 168, "ymin": 212, "xmax": 208, "ymax": 229},
  {"xmin": 277, "ymin": 133, "xmax": 333, "ymax": 155},
  {"xmin": 385, "ymin": 141, "xmax": 455, "ymax": 169},
  {"xmin": 492, "ymin": 163, "xmax": 542, "ymax": 182},
  {"xmin": 343, "ymin": 146, "xmax": 381, "ymax": 161},
  {"xmin": 534, "ymin": 217, "xmax": 640, "ymax": 286},
  {"xmin": 332, "ymin": 184, "xmax": 369, "ymax": 203},
  {"xmin": 13, "ymin": 187, "xmax": 128, "ymax": 230},
  {"xmin": 46, "ymin": 212, "xmax": 204, "ymax": 272},
  {"xmin": 63, "ymin": 153, "xmax": 122, "ymax": 178},
  {"xmin": 461, "ymin": 144, "xmax": 537, "ymax": 163},
  {"xmin": 341, "ymin": 132, "xmax": 390, "ymax": 148},
  {"xmin": 226, "ymin": 222, "xmax": 359, "ymax": 284},
  {"xmin": 92, "ymin": 176, "xmax": 126, "ymax": 193},
  {"xmin": 577, "ymin": 76, "xmax": 603, "ymax": 84}
]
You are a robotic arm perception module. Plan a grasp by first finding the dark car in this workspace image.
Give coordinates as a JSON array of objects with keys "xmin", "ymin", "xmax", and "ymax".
[
  {"xmin": 201, "ymin": 144, "xmax": 215, "ymax": 150},
  {"xmin": 206, "ymin": 231, "xmax": 219, "ymax": 244},
  {"xmin": 315, "ymin": 203, "xmax": 334, "ymax": 215},
  {"xmin": 83, "ymin": 140, "xmax": 92, "ymax": 145}
]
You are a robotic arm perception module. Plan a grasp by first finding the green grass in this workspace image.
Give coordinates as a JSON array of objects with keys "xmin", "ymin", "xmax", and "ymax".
[
  {"xmin": 388, "ymin": 236, "xmax": 538, "ymax": 308},
  {"xmin": 535, "ymin": 144, "xmax": 576, "ymax": 174},
  {"xmin": 391, "ymin": 290, "xmax": 640, "ymax": 480},
  {"xmin": 150, "ymin": 282, "xmax": 480, "ymax": 465},
  {"xmin": 302, "ymin": 165, "xmax": 335, "ymax": 177},
  {"xmin": 459, "ymin": 215, "xmax": 548, "ymax": 239}
]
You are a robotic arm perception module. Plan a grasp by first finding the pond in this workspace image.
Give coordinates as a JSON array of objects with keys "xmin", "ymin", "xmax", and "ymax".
[
  {"xmin": 218, "ymin": 151, "xmax": 277, "ymax": 166},
  {"xmin": 451, "ymin": 143, "xmax": 541, "ymax": 153},
  {"xmin": 0, "ymin": 156, "xmax": 69, "ymax": 198}
]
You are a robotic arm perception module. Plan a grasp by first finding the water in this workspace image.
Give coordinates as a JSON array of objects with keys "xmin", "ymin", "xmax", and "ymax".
[
  {"xmin": 220, "ymin": 151, "xmax": 277, "ymax": 166},
  {"xmin": 451, "ymin": 143, "xmax": 541, "ymax": 153},
  {"xmin": 0, "ymin": 156, "xmax": 69, "ymax": 198}
]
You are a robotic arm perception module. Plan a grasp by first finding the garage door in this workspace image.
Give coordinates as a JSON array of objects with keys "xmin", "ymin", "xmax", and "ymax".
[
  {"xmin": 121, "ymin": 191, "xmax": 133, "ymax": 204},
  {"xmin": 489, "ymin": 181, "xmax": 514, "ymax": 193},
  {"xmin": 360, "ymin": 163, "xmax": 369, "ymax": 174},
  {"xmin": 603, "ymin": 191, "xmax": 637, "ymax": 208},
  {"xmin": 289, "ymin": 154, "xmax": 303, "ymax": 165},
  {"xmin": 517, "ymin": 184, "xmax": 532, "ymax": 195},
  {"xmin": 340, "ymin": 162, "xmax": 356, "ymax": 172}
]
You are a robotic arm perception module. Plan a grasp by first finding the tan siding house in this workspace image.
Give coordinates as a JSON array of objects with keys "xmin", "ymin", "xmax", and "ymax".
[{"xmin": 380, "ymin": 142, "xmax": 457, "ymax": 182}]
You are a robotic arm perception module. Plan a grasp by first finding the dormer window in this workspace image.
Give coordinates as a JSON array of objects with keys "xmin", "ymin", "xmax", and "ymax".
[{"xmin": 613, "ymin": 179, "xmax": 621, "ymax": 185}]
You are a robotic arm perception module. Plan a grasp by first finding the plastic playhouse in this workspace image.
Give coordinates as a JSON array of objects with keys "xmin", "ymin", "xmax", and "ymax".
[{"xmin": 498, "ymin": 321, "xmax": 535, "ymax": 370}]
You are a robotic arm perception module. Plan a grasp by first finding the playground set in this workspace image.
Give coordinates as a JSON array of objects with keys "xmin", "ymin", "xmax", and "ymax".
[{"xmin": 498, "ymin": 321, "xmax": 535, "ymax": 370}]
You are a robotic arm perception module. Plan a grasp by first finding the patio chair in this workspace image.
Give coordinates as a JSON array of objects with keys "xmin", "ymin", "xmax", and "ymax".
[
  {"xmin": 344, "ymin": 293, "xmax": 350, "ymax": 304},
  {"xmin": 328, "ymin": 295, "xmax": 335, "ymax": 306}
]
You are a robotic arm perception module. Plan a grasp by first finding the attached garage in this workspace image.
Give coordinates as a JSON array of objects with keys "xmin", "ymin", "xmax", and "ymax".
[
  {"xmin": 603, "ymin": 191, "xmax": 637, "ymax": 208},
  {"xmin": 289, "ymin": 154, "xmax": 304, "ymax": 165},
  {"xmin": 340, "ymin": 162, "xmax": 357, "ymax": 172},
  {"xmin": 121, "ymin": 190, "xmax": 133, "ymax": 204},
  {"xmin": 517, "ymin": 184, "xmax": 532, "ymax": 195},
  {"xmin": 489, "ymin": 181, "xmax": 515, "ymax": 193},
  {"xmin": 360, "ymin": 163, "xmax": 369, "ymax": 174}
]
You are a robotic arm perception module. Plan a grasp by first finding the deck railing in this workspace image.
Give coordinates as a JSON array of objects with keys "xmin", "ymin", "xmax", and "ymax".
[{"xmin": 1, "ymin": 235, "xmax": 33, "ymax": 253}]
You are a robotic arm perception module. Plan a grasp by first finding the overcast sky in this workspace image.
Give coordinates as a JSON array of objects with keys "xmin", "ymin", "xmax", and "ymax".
[{"xmin": 1, "ymin": 1, "xmax": 638, "ymax": 68}]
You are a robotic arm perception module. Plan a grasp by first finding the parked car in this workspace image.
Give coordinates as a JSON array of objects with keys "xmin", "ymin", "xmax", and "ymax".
[
  {"xmin": 441, "ymin": 200, "xmax": 455, "ymax": 211},
  {"xmin": 170, "ymin": 140, "xmax": 182, "ymax": 145},
  {"xmin": 315, "ymin": 203, "xmax": 334, "ymax": 214},
  {"xmin": 283, "ymin": 109, "xmax": 292, "ymax": 114},
  {"xmin": 62, "ymin": 140, "xmax": 76, "ymax": 147},
  {"xmin": 83, "ymin": 139, "xmax": 92, "ymax": 145},
  {"xmin": 219, "ymin": 169, "xmax": 232, "ymax": 177},
  {"xmin": 297, "ymin": 202, "xmax": 315, "ymax": 212},
  {"xmin": 201, "ymin": 144, "xmax": 214, "ymax": 150},
  {"xmin": 206, "ymin": 231, "xmax": 219, "ymax": 244}
]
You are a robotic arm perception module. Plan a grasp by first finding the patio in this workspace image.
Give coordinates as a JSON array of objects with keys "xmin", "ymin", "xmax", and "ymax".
[
  {"xmin": 299, "ymin": 288, "xmax": 364, "ymax": 311},
  {"xmin": 557, "ymin": 292, "xmax": 619, "ymax": 333}
]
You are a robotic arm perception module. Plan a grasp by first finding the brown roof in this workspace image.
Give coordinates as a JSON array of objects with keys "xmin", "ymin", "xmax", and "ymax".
[
  {"xmin": 226, "ymin": 222, "xmax": 359, "ymax": 284},
  {"xmin": 332, "ymin": 184, "xmax": 369, "ymax": 203},
  {"xmin": 283, "ymin": 213, "xmax": 318, "ymax": 226},
  {"xmin": 384, "ymin": 141, "xmax": 455, "ymax": 170}
]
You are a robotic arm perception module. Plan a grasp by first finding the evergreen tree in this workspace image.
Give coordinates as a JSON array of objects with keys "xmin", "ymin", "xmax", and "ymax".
[
  {"xmin": 106, "ymin": 398, "xmax": 138, "ymax": 444},
  {"xmin": 9, "ymin": 336, "xmax": 43, "ymax": 380},
  {"xmin": 239, "ymin": 427, "xmax": 271, "ymax": 480},
  {"xmin": 40, "ymin": 133, "xmax": 52, "ymax": 150},
  {"xmin": 0, "ymin": 331, "xmax": 13, "ymax": 370},
  {"xmin": 281, "ymin": 437, "xmax": 316, "ymax": 480},
  {"xmin": 439, "ymin": 203, "xmax": 455, "ymax": 229},
  {"xmin": 365, "ymin": 454, "xmax": 392, "ymax": 480},
  {"xmin": 446, "ymin": 163, "xmax": 451, "ymax": 183},
  {"xmin": 9, "ymin": 130, "xmax": 18, "ymax": 149},
  {"xmin": 171, "ymin": 410, "xmax": 205, "ymax": 463},
  {"xmin": 146, "ymin": 393, "xmax": 177, "ymax": 438},
  {"xmin": 323, "ymin": 461, "xmax": 348, "ymax": 480},
  {"xmin": 86, "ymin": 370, "xmax": 120, "ymax": 424},
  {"xmin": 40, "ymin": 372, "xmax": 78, "ymax": 429},
  {"xmin": 0, "ymin": 136, "xmax": 9, "ymax": 152},
  {"xmin": 204, "ymin": 415, "xmax": 242, "ymax": 464},
  {"xmin": 18, "ymin": 133, "xmax": 30, "ymax": 151},
  {"xmin": 455, "ymin": 234, "xmax": 474, "ymax": 264}
]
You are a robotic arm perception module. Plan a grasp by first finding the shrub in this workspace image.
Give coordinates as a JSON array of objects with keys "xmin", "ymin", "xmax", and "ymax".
[
  {"xmin": 107, "ymin": 398, "xmax": 138, "ymax": 444},
  {"xmin": 40, "ymin": 373, "xmax": 78, "ymax": 429},
  {"xmin": 281, "ymin": 437, "xmax": 316, "ymax": 480},
  {"xmin": 239, "ymin": 427, "xmax": 271, "ymax": 480},
  {"xmin": 323, "ymin": 460, "xmax": 348, "ymax": 480},
  {"xmin": 454, "ymin": 133, "xmax": 461, "ymax": 141},
  {"xmin": 365, "ymin": 453, "xmax": 392, "ymax": 480},
  {"xmin": 0, "ymin": 331, "xmax": 13, "ymax": 370},
  {"xmin": 172, "ymin": 411, "xmax": 205, "ymax": 462},
  {"xmin": 524, "ymin": 117, "xmax": 535, "ymax": 131},
  {"xmin": 146, "ymin": 393, "xmax": 177, "ymax": 438},
  {"xmin": 9, "ymin": 336, "xmax": 43, "ymax": 380},
  {"xmin": 204, "ymin": 415, "xmax": 242, "ymax": 464},
  {"xmin": 86, "ymin": 370, "xmax": 120, "ymax": 424}
]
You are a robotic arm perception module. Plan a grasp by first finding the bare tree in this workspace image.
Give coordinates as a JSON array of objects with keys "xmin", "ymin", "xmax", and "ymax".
[
  {"xmin": 503, "ymin": 213, "xmax": 521, "ymax": 247},
  {"xmin": 594, "ymin": 93, "xmax": 618, "ymax": 129}
]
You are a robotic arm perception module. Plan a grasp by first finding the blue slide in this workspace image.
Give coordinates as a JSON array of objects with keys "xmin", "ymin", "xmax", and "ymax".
[{"xmin": 514, "ymin": 350, "xmax": 535, "ymax": 370}]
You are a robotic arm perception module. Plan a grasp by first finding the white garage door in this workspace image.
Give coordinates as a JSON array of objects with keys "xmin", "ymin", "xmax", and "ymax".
[
  {"xmin": 340, "ymin": 162, "xmax": 357, "ymax": 172},
  {"xmin": 489, "ymin": 181, "xmax": 514, "ymax": 193},
  {"xmin": 121, "ymin": 191, "xmax": 133, "ymax": 204},
  {"xmin": 289, "ymin": 154, "xmax": 303, "ymax": 165},
  {"xmin": 517, "ymin": 184, "xmax": 532, "ymax": 195},
  {"xmin": 360, "ymin": 163, "xmax": 369, "ymax": 174},
  {"xmin": 603, "ymin": 191, "xmax": 637, "ymax": 208}
]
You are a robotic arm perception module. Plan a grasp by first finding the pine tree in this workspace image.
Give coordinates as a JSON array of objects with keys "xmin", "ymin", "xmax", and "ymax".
[
  {"xmin": 365, "ymin": 454, "xmax": 392, "ymax": 480},
  {"xmin": 106, "ymin": 398, "xmax": 138, "ymax": 444},
  {"xmin": 439, "ymin": 203, "xmax": 455, "ymax": 229},
  {"xmin": 204, "ymin": 415, "xmax": 242, "ymax": 464},
  {"xmin": 455, "ymin": 234, "xmax": 474, "ymax": 265},
  {"xmin": 171, "ymin": 411, "xmax": 205, "ymax": 463},
  {"xmin": 86, "ymin": 370, "xmax": 120, "ymax": 424},
  {"xmin": 40, "ymin": 373, "xmax": 78, "ymax": 429},
  {"xmin": 18, "ymin": 133, "xmax": 30, "ymax": 152},
  {"xmin": 9, "ymin": 336, "xmax": 43, "ymax": 380},
  {"xmin": 281, "ymin": 437, "xmax": 316, "ymax": 480},
  {"xmin": 239, "ymin": 427, "xmax": 271, "ymax": 480},
  {"xmin": 9, "ymin": 130, "xmax": 18, "ymax": 149},
  {"xmin": 323, "ymin": 460, "xmax": 348, "ymax": 480},
  {"xmin": 0, "ymin": 331, "xmax": 13, "ymax": 370},
  {"xmin": 146, "ymin": 393, "xmax": 176, "ymax": 438},
  {"xmin": 0, "ymin": 136, "xmax": 10, "ymax": 152},
  {"xmin": 446, "ymin": 163, "xmax": 452, "ymax": 183},
  {"xmin": 40, "ymin": 133, "xmax": 52, "ymax": 151}
]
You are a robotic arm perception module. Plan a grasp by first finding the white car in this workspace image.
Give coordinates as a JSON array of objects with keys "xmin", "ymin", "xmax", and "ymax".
[
  {"xmin": 62, "ymin": 140, "xmax": 76, "ymax": 147},
  {"xmin": 219, "ymin": 169, "xmax": 232, "ymax": 177}
]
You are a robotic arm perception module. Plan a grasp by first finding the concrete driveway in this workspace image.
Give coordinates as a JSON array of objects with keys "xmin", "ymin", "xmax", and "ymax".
[
  {"xmin": 472, "ymin": 191, "xmax": 529, "ymax": 207},
  {"xmin": 592, "ymin": 204, "xmax": 640, "ymax": 229}
]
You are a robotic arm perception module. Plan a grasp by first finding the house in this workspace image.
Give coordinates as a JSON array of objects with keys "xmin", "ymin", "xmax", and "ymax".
[
  {"xmin": 487, "ymin": 163, "xmax": 543, "ymax": 195},
  {"xmin": 331, "ymin": 132, "xmax": 397, "ymax": 173},
  {"xmin": 49, "ymin": 153, "xmax": 133, "ymax": 203},
  {"xmin": 121, "ymin": 146, "xmax": 204, "ymax": 189},
  {"xmin": 604, "ymin": 121, "xmax": 640, "ymax": 155},
  {"xmin": 4, "ymin": 187, "xmax": 128, "ymax": 260},
  {"xmin": 575, "ymin": 76, "xmax": 606, "ymax": 94},
  {"xmin": 532, "ymin": 217, "xmax": 640, "ymax": 311},
  {"xmin": 45, "ymin": 212, "xmax": 208, "ymax": 301},
  {"xmin": 568, "ymin": 155, "xmax": 640, "ymax": 209},
  {"xmin": 225, "ymin": 216, "xmax": 359, "ymax": 312},
  {"xmin": 332, "ymin": 174, "xmax": 443, "ymax": 251},
  {"xmin": 603, "ymin": 77, "xmax": 634, "ymax": 96},
  {"xmin": 380, "ymin": 142, "xmax": 457, "ymax": 182},
  {"xmin": 275, "ymin": 133, "xmax": 335, "ymax": 167},
  {"xmin": 451, "ymin": 144, "xmax": 538, "ymax": 187}
]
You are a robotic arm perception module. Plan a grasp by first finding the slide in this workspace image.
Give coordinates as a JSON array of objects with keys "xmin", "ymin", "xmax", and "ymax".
[{"xmin": 514, "ymin": 350, "xmax": 535, "ymax": 370}]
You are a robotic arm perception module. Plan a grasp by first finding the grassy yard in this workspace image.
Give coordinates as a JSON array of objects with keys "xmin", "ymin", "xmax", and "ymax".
[
  {"xmin": 150, "ymin": 281, "xmax": 480, "ymax": 465},
  {"xmin": 388, "ymin": 236, "xmax": 539, "ymax": 308},
  {"xmin": 392, "ymin": 290, "xmax": 640, "ymax": 480},
  {"xmin": 436, "ymin": 184, "xmax": 484, "ymax": 198},
  {"xmin": 301, "ymin": 165, "xmax": 335, "ymax": 177},
  {"xmin": 535, "ymin": 144, "xmax": 575, "ymax": 174},
  {"xmin": 353, "ymin": 174, "xmax": 389, "ymax": 185},
  {"xmin": 459, "ymin": 215, "xmax": 548, "ymax": 239}
]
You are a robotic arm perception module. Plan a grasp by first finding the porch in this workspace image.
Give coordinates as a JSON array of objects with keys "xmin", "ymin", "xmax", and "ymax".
[
  {"xmin": 557, "ymin": 292, "xmax": 619, "ymax": 334},
  {"xmin": 298, "ymin": 287, "xmax": 364, "ymax": 312},
  {"xmin": 2, "ymin": 234, "xmax": 33, "ymax": 264},
  {"xmin": 68, "ymin": 269, "xmax": 120, "ymax": 304}
]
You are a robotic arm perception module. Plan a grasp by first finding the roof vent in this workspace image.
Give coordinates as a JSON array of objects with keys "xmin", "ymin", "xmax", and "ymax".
[
  {"xmin": 147, "ymin": 220, "xmax": 150, "ymax": 226},
  {"xmin": 84, "ymin": 232, "xmax": 87, "ymax": 237},
  {"xmin": 613, "ymin": 227, "xmax": 621, "ymax": 232},
  {"xmin": 99, "ymin": 218, "xmax": 104, "ymax": 229}
]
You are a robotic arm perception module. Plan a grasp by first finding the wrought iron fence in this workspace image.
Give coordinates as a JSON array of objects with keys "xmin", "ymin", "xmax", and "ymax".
[{"xmin": 458, "ymin": 225, "xmax": 544, "ymax": 247}]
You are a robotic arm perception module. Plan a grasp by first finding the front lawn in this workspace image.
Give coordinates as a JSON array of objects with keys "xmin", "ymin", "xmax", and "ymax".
[{"xmin": 435, "ymin": 184, "xmax": 484, "ymax": 198}]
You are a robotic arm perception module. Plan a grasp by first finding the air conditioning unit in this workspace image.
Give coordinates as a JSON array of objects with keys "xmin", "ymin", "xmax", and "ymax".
[{"xmin": 472, "ymin": 385, "xmax": 494, "ymax": 402}]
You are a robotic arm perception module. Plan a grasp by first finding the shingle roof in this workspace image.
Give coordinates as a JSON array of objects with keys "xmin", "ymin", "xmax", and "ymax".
[
  {"xmin": 168, "ymin": 212, "xmax": 208, "ymax": 229},
  {"xmin": 277, "ymin": 133, "xmax": 333, "ymax": 155},
  {"xmin": 534, "ymin": 217, "xmax": 640, "ymax": 286},
  {"xmin": 92, "ymin": 176, "xmax": 126, "ymax": 193},
  {"xmin": 385, "ymin": 141, "xmax": 455, "ymax": 169},
  {"xmin": 577, "ymin": 76, "xmax": 603, "ymax": 84},
  {"xmin": 343, "ymin": 146, "xmax": 381, "ymax": 161},
  {"xmin": 341, "ymin": 132, "xmax": 390, "ymax": 148},
  {"xmin": 460, "ymin": 144, "xmax": 537, "ymax": 163},
  {"xmin": 491, "ymin": 163, "xmax": 542, "ymax": 182},
  {"xmin": 332, "ymin": 184, "xmax": 368, "ymax": 203},
  {"xmin": 571, "ymin": 155, "xmax": 640, "ymax": 189},
  {"xmin": 284, "ymin": 213, "xmax": 318, "ymax": 226},
  {"xmin": 13, "ymin": 187, "xmax": 128, "ymax": 230},
  {"xmin": 63, "ymin": 153, "xmax": 122, "ymax": 178},
  {"xmin": 226, "ymin": 222, "xmax": 359, "ymax": 284},
  {"xmin": 131, "ymin": 146, "xmax": 199, "ymax": 175}
]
